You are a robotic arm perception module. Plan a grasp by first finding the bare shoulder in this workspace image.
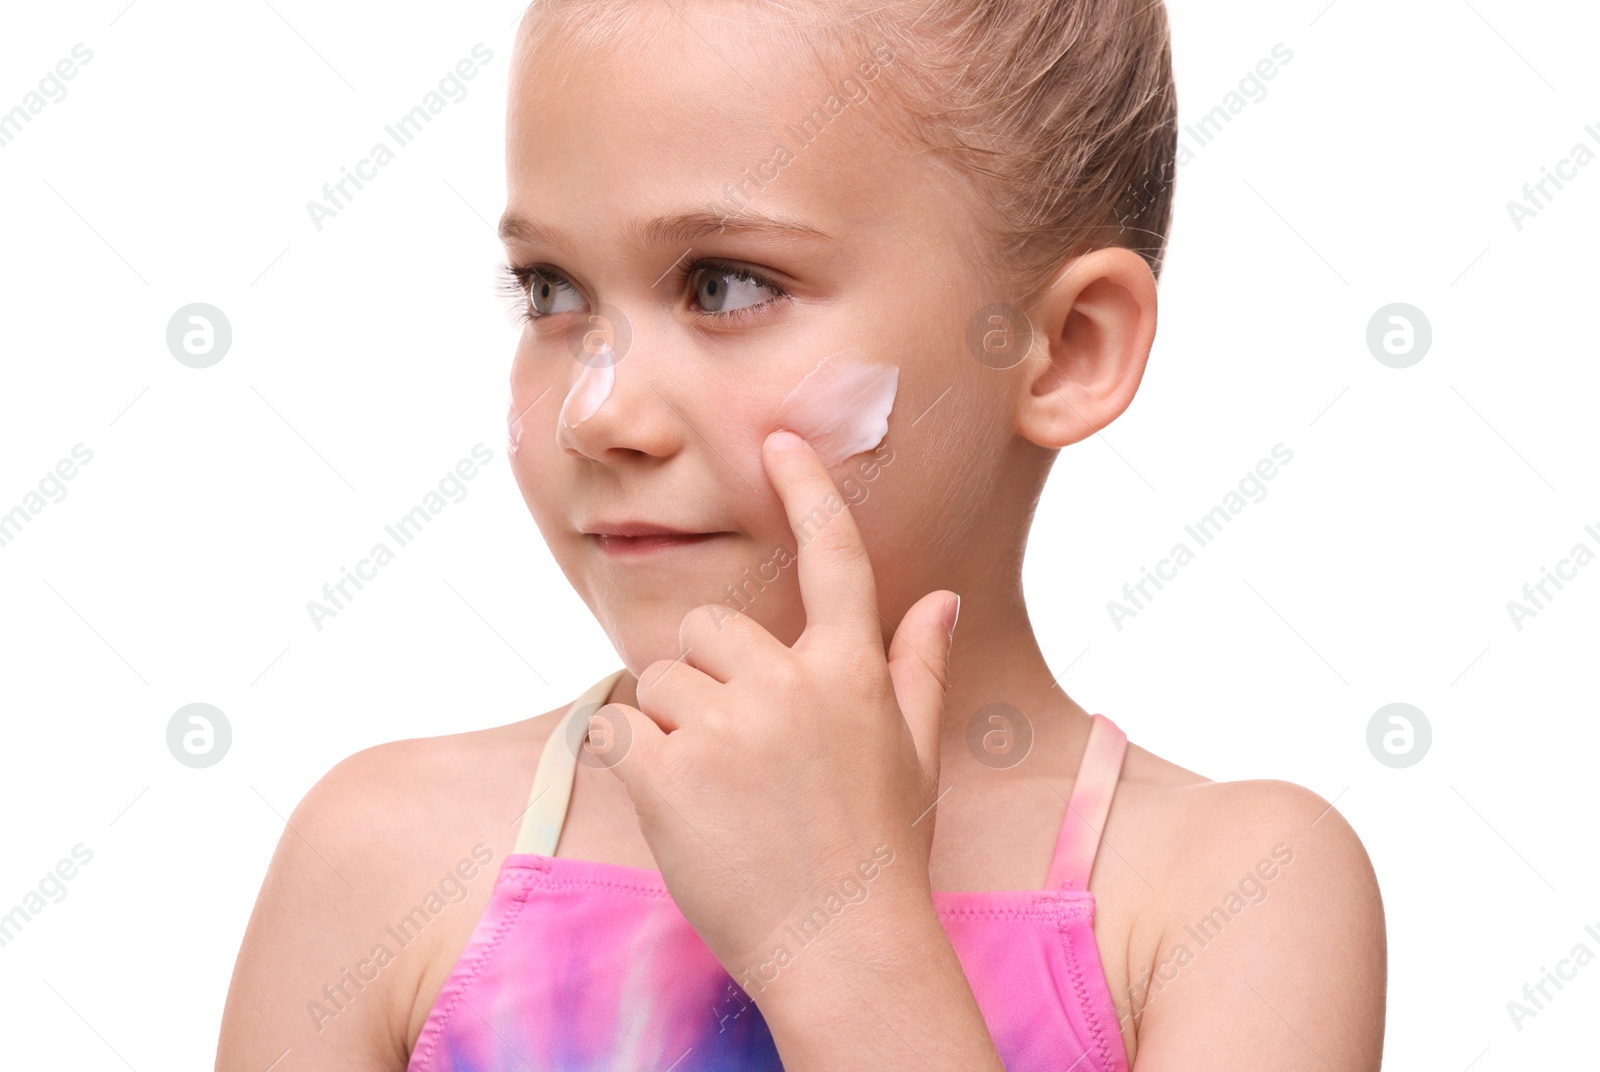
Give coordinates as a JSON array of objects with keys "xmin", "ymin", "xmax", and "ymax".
[
  {"xmin": 294, "ymin": 714, "xmax": 552, "ymax": 854},
  {"xmin": 215, "ymin": 706, "xmax": 568, "ymax": 1071},
  {"xmin": 1104, "ymin": 740, "xmax": 1387, "ymax": 1071},
  {"xmin": 1105, "ymin": 740, "xmax": 1376, "ymax": 885}
]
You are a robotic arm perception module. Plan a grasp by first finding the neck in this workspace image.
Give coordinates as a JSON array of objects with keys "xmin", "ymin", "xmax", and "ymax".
[{"xmin": 934, "ymin": 586, "xmax": 1094, "ymax": 774}]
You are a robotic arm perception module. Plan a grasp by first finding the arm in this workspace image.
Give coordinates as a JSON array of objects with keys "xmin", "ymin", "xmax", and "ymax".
[
  {"xmin": 1130, "ymin": 780, "xmax": 1386, "ymax": 1071},
  {"xmin": 753, "ymin": 892, "xmax": 1006, "ymax": 1072},
  {"xmin": 591, "ymin": 431, "xmax": 1001, "ymax": 1068},
  {"xmin": 214, "ymin": 748, "xmax": 416, "ymax": 1072}
]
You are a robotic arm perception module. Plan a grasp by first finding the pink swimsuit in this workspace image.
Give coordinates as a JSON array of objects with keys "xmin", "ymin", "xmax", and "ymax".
[{"xmin": 408, "ymin": 669, "xmax": 1132, "ymax": 1071}]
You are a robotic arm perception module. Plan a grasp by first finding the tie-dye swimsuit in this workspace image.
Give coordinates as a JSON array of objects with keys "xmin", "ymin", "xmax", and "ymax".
[{"xmin": 408, "ymin": 668, "xmax": 1132, "ymax": 1071}]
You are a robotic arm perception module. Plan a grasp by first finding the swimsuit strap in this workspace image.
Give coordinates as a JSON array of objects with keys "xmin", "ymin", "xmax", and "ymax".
[
  {"xmin": 512, "ymin": 668, "xmax": 629, "ymax": 856},
  {"xmin": 1044, "ymin": 713, "xmax": 1129, "ymax": 892}
]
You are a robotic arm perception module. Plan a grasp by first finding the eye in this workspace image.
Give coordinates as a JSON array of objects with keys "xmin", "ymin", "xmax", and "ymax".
[
  {"xmin": 499, "ymin": 263, "xmax": 585, "ymax": 324},
  {"xmin": 527, "ymin": 269, "xmax": 585, "ymax": 317},
  {"xmin": 688, "ymin": 261, "xmax": 788, "ymax": 318},
  {"xmin": 497, "ymin": 258, "xmax": 792, "ymax": 326}
]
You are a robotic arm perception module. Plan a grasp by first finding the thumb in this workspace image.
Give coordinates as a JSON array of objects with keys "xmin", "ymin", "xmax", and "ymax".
[
  {"xmin": 583, "ymin": 701, "xmax": 666, "ymax": 800},
  {"xmin": 887, "ymin": 590, "xmax": 959, "ymax": 778}
]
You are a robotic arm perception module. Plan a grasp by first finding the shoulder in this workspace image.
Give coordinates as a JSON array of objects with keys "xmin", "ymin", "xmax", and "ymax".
[
  {"xmin": 1160, "ymin": 775, "xmax": 1373, "ymax": 871},
  {"xmin": 216, "ymin": 712, "xmax": 563, "ymax": 1070},
  {"xmin": 1108, "ymin": 740, "xmax": 1376, "ymax": 891},
  {"xmin": 1111, "ymin": 754, "xmax": 1386, "ymax": 1069},
  {"xmin": 1154, "ymin": 777, "xmax": 1385, "ymax": 971},
  {"xmin": 295, "ymin": 718, "xmax": 549, "ymax": 851},
  {"xmin": 1112, "ymin": 753, "xmax": 1383, "ymax": 942},
  {"xmin": 276, "ymin": 718, "xmax": 549, "ymax": 894}
]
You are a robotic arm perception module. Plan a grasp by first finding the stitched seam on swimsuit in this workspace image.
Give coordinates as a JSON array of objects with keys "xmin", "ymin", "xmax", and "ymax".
[
  {"xmin": 934, "ymin": 901, "xmax": 1093, "ymax": 922},
  {"xmin": 512, "ymin": 857, "xmax": 1100, "ymax": 915},
  {"xmin": 409, "ymin": 868, "xmax": 535, "ymax": 1069},
  {"xmin": 941, "ymin": 908, "xmax": 1053, "ymax": 920},
  {"xmin": 527, "ymin": 870, "xmax": 676, "ymax": 899},
  {"xmin": 521, "ymin": 862, "xmax": 1101, "ymax": 916},
  {"xmin": 1057, "ymin": 908, "xmax": 1122, "ymax": 1072}
]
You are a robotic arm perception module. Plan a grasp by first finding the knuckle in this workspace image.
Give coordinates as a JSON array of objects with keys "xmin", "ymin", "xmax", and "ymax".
[
  {"xmin": 819, "ymin": 528, "xmax": 870, "ymax": 576},
  {"xmin": 637, "ymin": 658, "xmax": 679, "ymax": 699},
  {"xmin": 766, "ymin": 659, "xmax": 806, "ymax": 697},
  {"xmin": 706, "ymin": 603, "xmax": 747, "ymax": 634},
  {"xmin": 812, "ymin": 513, "xmax": 864, "ymax": 558},
  {"xmin": 679, "ymin": 603, "xmax": 740, "ymax": 651},
  {"xmin": 690, "ymin": 602, "xmax": 742, "ymax": 635}
]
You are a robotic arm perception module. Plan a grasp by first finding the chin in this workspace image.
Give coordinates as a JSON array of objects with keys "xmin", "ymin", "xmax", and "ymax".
[
  {"xmin": 596, "ymin": 611, "xmax": 691, "ymax": 680},
  {"xmin": 596, "ymin": 598, "xmax": 808, "ymax": 683}
]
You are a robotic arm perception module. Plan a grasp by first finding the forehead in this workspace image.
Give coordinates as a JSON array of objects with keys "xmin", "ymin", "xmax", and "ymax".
[{"xmin": 504, "ymin": 4, "xmax": 928, "ymax": 248}]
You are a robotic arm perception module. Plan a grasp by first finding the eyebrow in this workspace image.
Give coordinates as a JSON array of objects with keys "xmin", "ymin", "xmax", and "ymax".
[{"xmin": 496, "ymin": 209, "xmax": 834, "ymax": 253}]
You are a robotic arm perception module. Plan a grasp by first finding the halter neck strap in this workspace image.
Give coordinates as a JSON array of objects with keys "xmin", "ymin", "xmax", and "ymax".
[
  {"xmin": 512, "ymin": 668, "xmax": 627, "ymax": 857},
  {"xmin": 1045, "ymin": 713, "xmax": 1128, "ymax": 892}
]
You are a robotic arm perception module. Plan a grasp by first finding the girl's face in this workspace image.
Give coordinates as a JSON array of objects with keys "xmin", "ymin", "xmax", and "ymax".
[{"xmin": 503, "ymin": 6, "xmax": 1022, "ymax": 676}]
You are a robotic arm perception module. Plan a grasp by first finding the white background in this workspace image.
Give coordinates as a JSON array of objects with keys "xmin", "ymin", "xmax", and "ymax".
[{"xmin": 2, "ymin": 0, "xmax": 1596, "ymax": 1067}]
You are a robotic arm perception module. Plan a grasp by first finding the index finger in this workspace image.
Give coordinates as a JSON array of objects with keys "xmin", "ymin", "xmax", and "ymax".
[{"xmin": 761, "ymin": 428, "xmax": 882, "ymax": 652}]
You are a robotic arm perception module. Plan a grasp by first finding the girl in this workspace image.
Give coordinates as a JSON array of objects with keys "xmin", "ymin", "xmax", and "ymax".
[{"xmin": 217, "ymin": 2, "xmax": 1386, "ymax": 1069}]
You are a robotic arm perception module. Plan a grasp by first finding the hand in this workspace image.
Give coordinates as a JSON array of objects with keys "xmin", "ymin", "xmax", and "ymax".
[{"xmin": 589, "ymin": 428, "xmax": 961, "ymax": 996}]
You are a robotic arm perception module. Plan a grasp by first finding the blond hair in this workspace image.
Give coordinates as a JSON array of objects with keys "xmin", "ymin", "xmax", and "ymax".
[{"xmin": 518, "ymin": 0, "xmax": 1178, "ymax": 297}]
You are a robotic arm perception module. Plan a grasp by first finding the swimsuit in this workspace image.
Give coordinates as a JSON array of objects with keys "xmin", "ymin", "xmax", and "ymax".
[{"xmin": 409, "ymin": 668, "xmax": 1132, "ymax": 1071}]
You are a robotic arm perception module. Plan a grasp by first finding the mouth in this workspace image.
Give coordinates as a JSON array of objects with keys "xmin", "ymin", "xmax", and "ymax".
[{"xmin": 583, "ymin": 522, "xmax": 735, "ymax": 557}]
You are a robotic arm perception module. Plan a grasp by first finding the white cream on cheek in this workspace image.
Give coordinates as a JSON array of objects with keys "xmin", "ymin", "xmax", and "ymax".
[
  {"xmin": 774, "ymin": 349, "xmax": 899, "ymax": 467},
  {"xmin": 507, "ymin": 394, "xmax": 524, "ymax": 456},
  {"xmin": 558, "ymin": 347, "xmax": 616, "ymax": 435}
]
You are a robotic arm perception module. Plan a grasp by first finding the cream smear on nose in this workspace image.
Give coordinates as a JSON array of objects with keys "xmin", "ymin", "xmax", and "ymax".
[
  {"xmin": 775, "ymin": 349, "xmax": 899, "ymax": 467},
  {"xmin": 559, "ymin": 348, "xmax": 616, "ymax": 434}
]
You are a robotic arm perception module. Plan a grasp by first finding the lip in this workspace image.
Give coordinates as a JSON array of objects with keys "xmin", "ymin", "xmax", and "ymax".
[
  {"xmin": 582, "ymin": 521, "xmax": 733, "ymax": 557},
  {"xmin": 585, "ymin": 521, "xmax": 713, "ymax": 538},
  {"xmin": 589, "ymin": 532, "xmax": 731, "ymax": 556}
]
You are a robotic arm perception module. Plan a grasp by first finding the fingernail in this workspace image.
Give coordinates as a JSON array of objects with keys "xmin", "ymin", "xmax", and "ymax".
[
  {"xmin": 767, "ymin": 429, "xmax": 805, "ymax": 452},
  {"xmin": 943, "ymin": 593, "xmax": 961, "ymax": 638}
]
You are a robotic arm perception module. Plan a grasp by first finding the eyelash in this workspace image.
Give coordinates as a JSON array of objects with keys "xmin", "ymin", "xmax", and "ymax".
[{"xmin": 497, "ymin": 257, "xmax": 793, "ymax": 326}]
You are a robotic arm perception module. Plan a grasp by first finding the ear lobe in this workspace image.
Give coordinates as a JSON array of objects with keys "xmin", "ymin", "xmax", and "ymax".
[{"xmin": 1015, "ymin": 247, "xmax": 1157, "ymax": 450}]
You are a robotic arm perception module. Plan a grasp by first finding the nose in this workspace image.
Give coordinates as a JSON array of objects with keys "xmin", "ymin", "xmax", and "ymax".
[{"xmin": 555, "ymin": 313, "xmax": 680, "ymax": 462}]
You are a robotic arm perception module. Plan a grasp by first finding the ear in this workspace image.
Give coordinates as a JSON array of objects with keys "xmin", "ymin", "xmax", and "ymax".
[{"xmin": 1013, "ymin": 247, "xmax": 1158, "ymax": 449}]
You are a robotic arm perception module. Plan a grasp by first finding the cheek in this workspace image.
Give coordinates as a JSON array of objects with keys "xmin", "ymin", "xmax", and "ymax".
[
  {"xmin": 699, "ymin": 349, "xmax": 903, "ymax": 501},
  {"xmin": 844, "ymin": 366, "xmax": 998, "ymax": 547},
  {"xmin": 506, "ymin": 344, "xmax": 565, "ymax": 515},
  {"xmin": 773, "ymin": 349, "xmax": 899, "ymax": 468},
  {"xmin": 506, "ymin": 393, "xmax": 523, "ymax": 456},
  {"xmin": 507, "ymin": 337, "xmax": 542, "ymax": 438}
]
